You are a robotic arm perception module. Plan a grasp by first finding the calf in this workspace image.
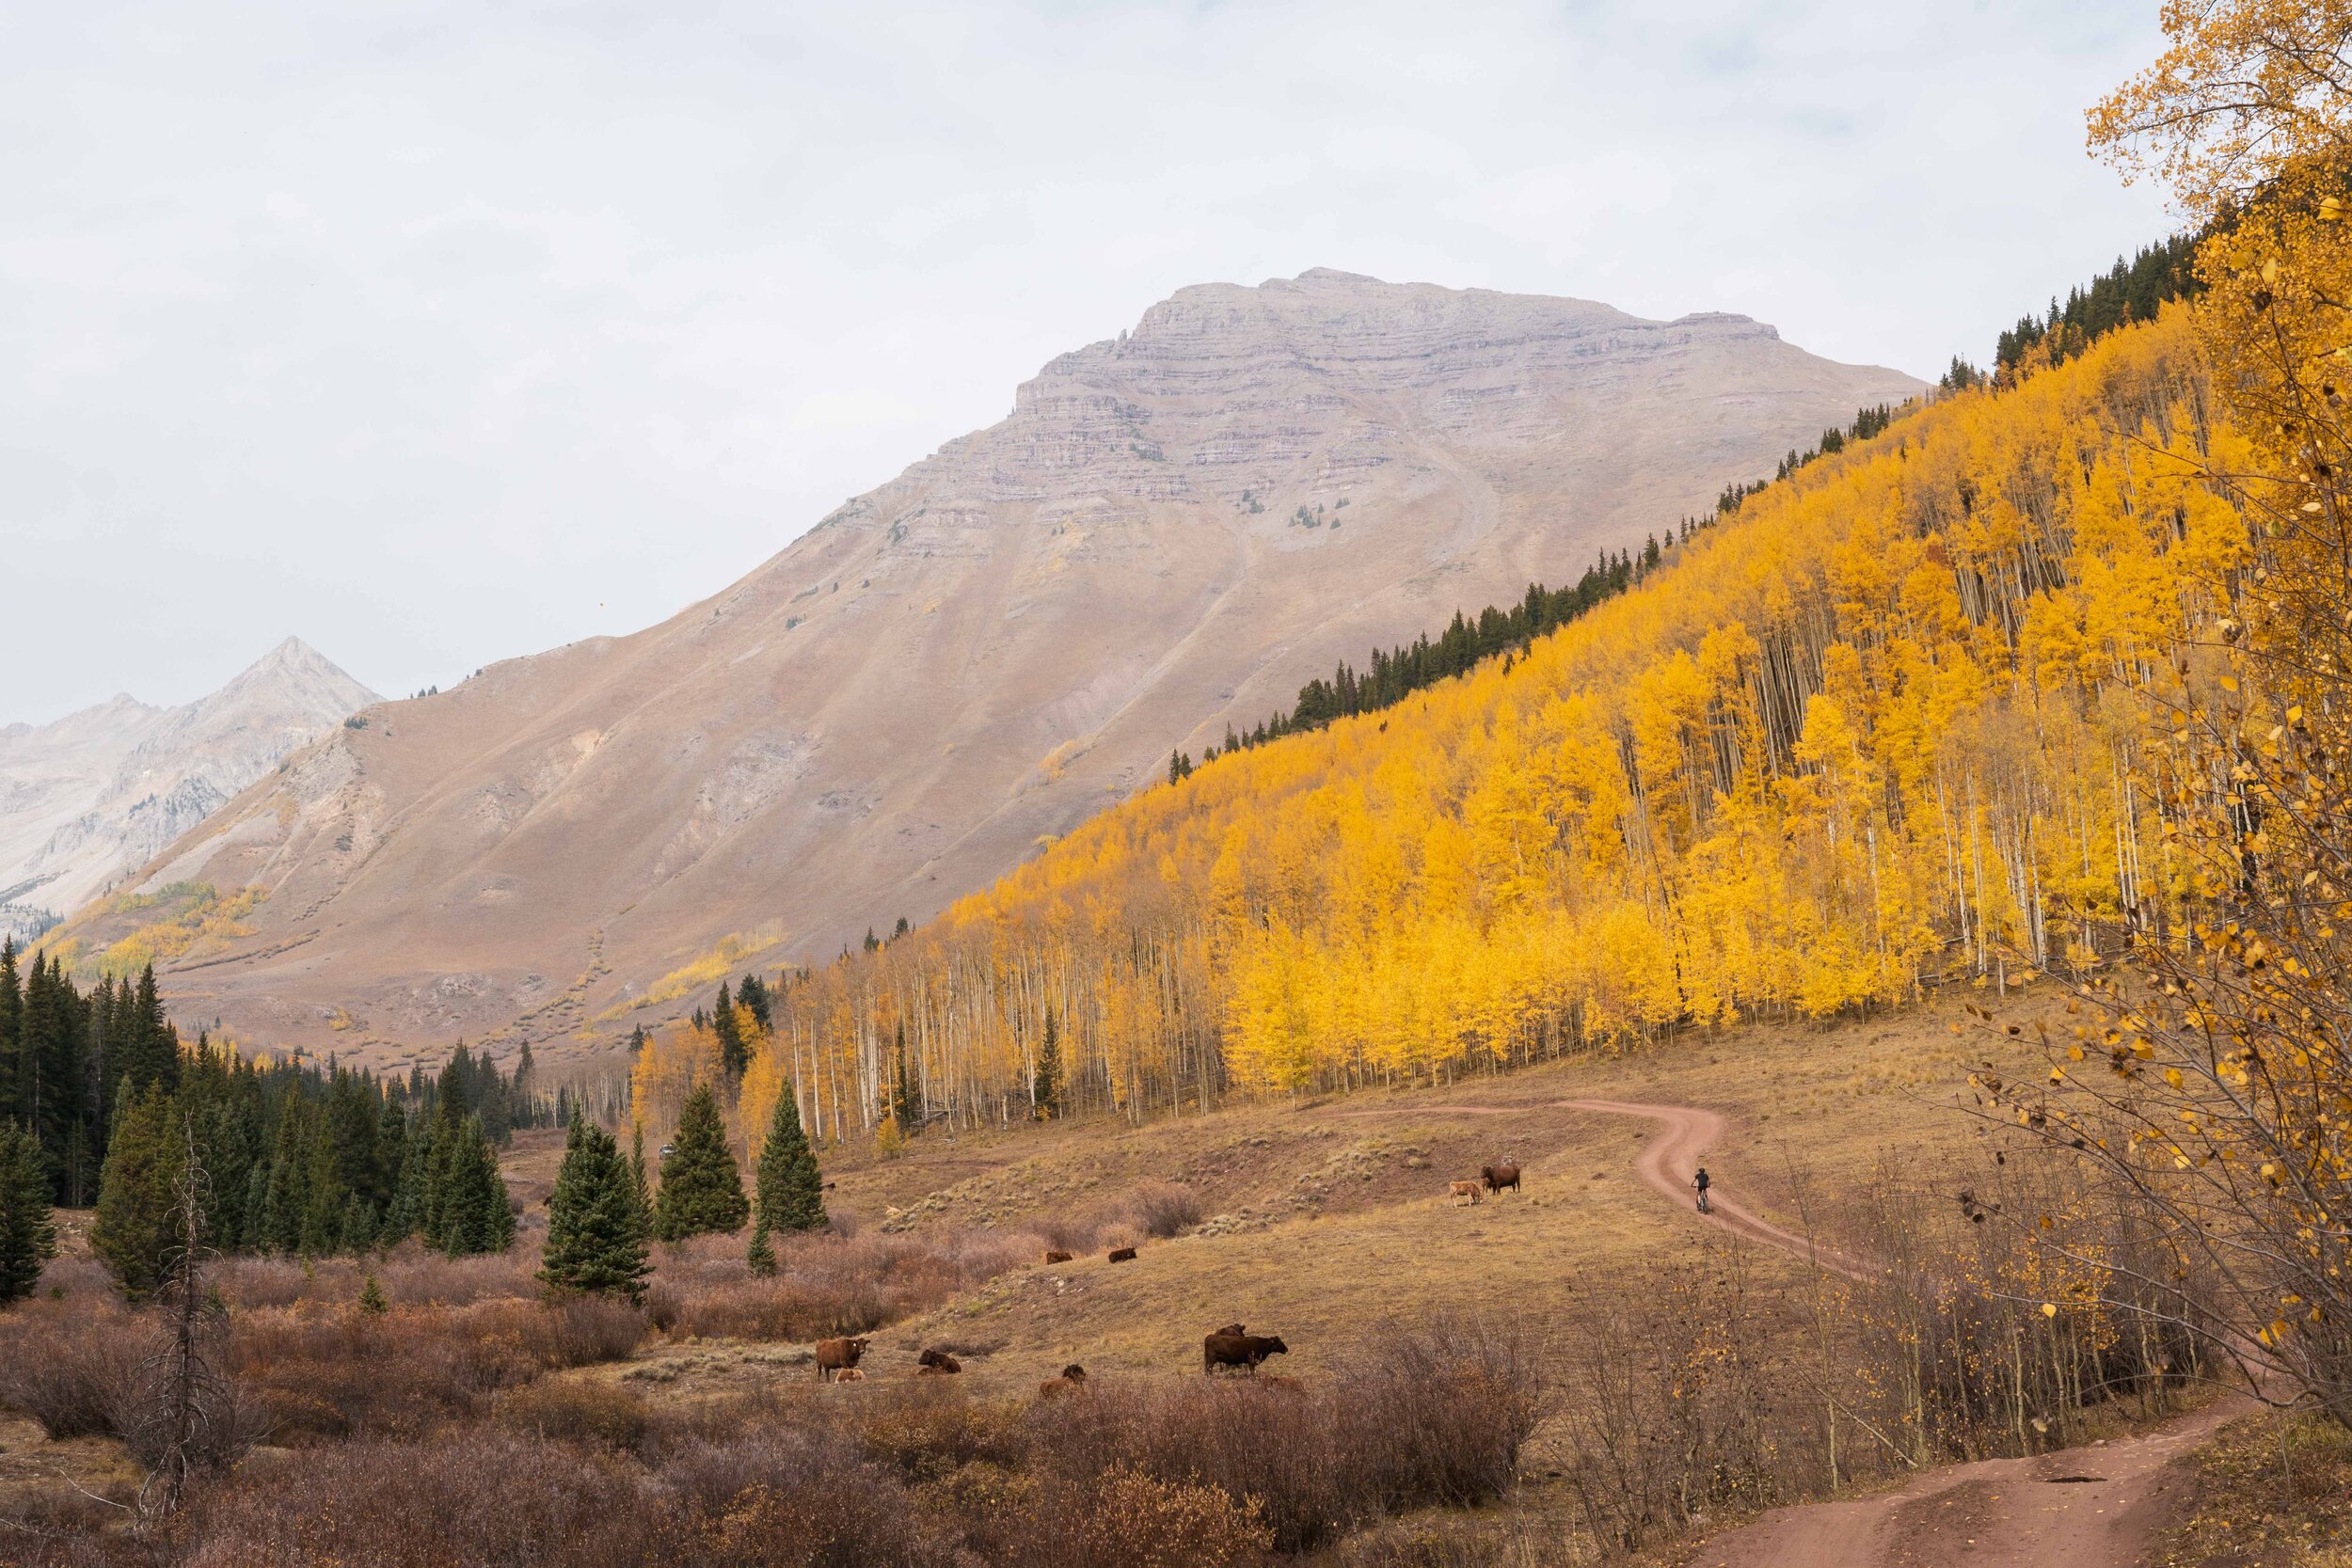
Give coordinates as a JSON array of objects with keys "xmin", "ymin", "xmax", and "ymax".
[
  {"xmin": 916, "ymin": 1348, "xmax": 962, "ymax": 1375},
  {"xmin": 1106, "ymin": 1245, "xmax": 1137, "ymax": 1263},
  {"xmin": 1042, "ymin": 1249, "xmax": 1074, "ymax": 1264},
  {"xmin": 1039, "ymin": 1364, "xmax": 1089, "ymax": 1400},
  {"xmin": 813, "ymin": 1335, "xmax": 870, "ymax": 1383},
  {"xmin": 1210, "ymin": 1323, "xmax": 1247, "ymax": 1338},
  {"xmin": 1202, "ymin": 1332, "xmax": 1289, "ymax": 1377},
  {"xmin": 831, "ymin": 1367, "xmax": 866, "ymax": 1384},
  {"xmin": 1449, "ymin": 1180, "xmax": 1484, "ymax": 1206},
  {"xmin": 1481, "ymin": 1164, "xmax": 1522, "ymax": 1197}
]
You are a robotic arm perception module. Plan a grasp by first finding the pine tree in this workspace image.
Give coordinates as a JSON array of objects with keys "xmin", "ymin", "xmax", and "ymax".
[
  {"xmin": 358, "ymin": 1272, "xmax": 388, "ymax": 1315},
  {"xmin": 654, "ymin": 1083, "xmax": 747, "ymax": 1242},
  {"xmin": 745, "ymin": 1219, "xmax": 776, "ymax": 1276},
  {"xmin": 0, "ymin": 940, "xmax": 20, "ymax": 1124},
  {"xmin": 437, "ymin": 1116, "xmax": 513, "ymax": 1258},
  {"xmin": 0, "ymin": 1123, "xmax": 56, "ymax": 1304},
  {"xmin": 1031, "ymin": 1006, "xmax": 1061, "ymax": 1120},
  {"xmin": 628, "ymin": 1120, "xmax": 652, "ymax": 1237},
  {"xmin": 712, "ymin": 982, "xmax": 747, "ymax": 1077},
  {"xmin": 754, "ymin": 1077, "xmax": 826, "ymax": 1235},
  {"xmin": 90, "ymin": 1085, "xmax": 186, "ymax": 1300},
  {"xmin": 539, "ymin": 1110, "xmax": 651, "ymax": 1300},
  {"xmin": 737, "ymin": 974, "xmax": 772, "ymax": 1034}
]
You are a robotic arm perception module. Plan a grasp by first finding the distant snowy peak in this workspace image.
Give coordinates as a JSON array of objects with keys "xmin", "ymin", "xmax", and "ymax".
[{"xmin": 0, "ymin": 641, "xmax": 377, "ymax": 938}]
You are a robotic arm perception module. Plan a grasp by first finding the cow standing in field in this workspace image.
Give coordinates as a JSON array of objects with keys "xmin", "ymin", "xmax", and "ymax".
[
  {"xmin": 1203, "ymin": 1332, "xmax": 1289, "ymax": 1376},
  {"xmin": 1482, "ymin": 1164, "xmax": 1521, "ymax": 1197},
  {"xmin": 1449, "ymin": 1180, "xmax": 1483, "ymax": 1206},
  {"xmin": 814, "ymin": 1336, "xmax": 870, "ymax": 1382}
]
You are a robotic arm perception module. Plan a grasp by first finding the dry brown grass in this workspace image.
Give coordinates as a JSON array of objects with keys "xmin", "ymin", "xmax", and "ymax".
[{"xmin": 0, "ymin": 986, "xmax": 2114, "ymax": 1565}]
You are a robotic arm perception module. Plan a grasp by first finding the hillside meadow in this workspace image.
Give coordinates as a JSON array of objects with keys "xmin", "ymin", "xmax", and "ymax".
[{"xmin": 0, "ymin": 990, "xmax": 2220, "ymax": 1566}]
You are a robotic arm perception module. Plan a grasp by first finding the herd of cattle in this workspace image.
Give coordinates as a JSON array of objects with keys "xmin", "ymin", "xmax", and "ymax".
[{"xmin": 804, "ymin": 1159, "xmax": 1520, "ymax": 1393}]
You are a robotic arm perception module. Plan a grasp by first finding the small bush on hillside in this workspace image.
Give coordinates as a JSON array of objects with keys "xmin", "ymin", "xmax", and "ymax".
[{"xmin": 1126, "ymin": 1181, "xmax": 1203, "ymax": 1239}]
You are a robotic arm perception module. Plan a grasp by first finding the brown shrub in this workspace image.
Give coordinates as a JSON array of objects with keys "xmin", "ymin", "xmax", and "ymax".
[
  {"xmin": 31, "ymin": 1254, "xmax": 114, "ymax": 1305},
  {"xmin": 230, "ymin": 1295, "xmax": 644, "ymax": 1441},
  {"xmin": 1031, "ymin": 1183, "xmax": 1201, "ymax": 1252},
  {"xmin": 0, "ymin": 1303, "xmax": 141, "ymax": 1440},
  {"xmin": 1124, "ymin": 1181, "xmax": 1203, "ymax": 1239},
  {"xmin": 1019, "ymin": 1319, "xmax": 1541, "ymax": 1553},
  {"xmin": 1057, "ymin": 1464, "xmax": 1271, "ymax": 1568},
  {"xmin": 181, "ymin": 1431, "xmax": 650, "ymax": 1568},
  {"xmin": 650, "ymin": 1231, "xmax": 1029, "ymax": 1344},
  {"xmin": 496, "ymin": 1379, "xmax": 650, "ymax": 1451}
]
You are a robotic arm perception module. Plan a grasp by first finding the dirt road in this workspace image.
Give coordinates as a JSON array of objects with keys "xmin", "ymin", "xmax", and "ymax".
[{"xmin": 1349, "ymin": 1093, "xmax": 2233, "ymax": 1568}]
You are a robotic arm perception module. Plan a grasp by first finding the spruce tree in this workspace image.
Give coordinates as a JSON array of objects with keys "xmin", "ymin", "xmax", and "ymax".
[
  {"xmin": 754, "ymin": 1079, "xmax": 827, "ymax": 1234},
  {"xmin": 540, "ymin": 1111, "xmax": 650, "ymax": 1300},
  {"xmin": 628, "ymin": 1121, "xmax": 652, "ymax": 1236},
  {"xmin": 745, "ymin": 1219, "xmax": 776, "ymax": 1277},
  {"xmin": 654, "ymin": 1083, "xmax": 747, "ymax": 1242},
  {"xmin": 90, "ymin": 1086, "xmax": 186, "ymax": 1300},
  {"xmin": 358, "ymin": 1272, "xmax": 387, "ymax": 1315},
  {"xmin": 0, "ymin": 1123, "xmax": 56, "ymax": 1304},
  {"xmin": 437, "ymin": 1116, "xmax": 514, "ymax": 1258},
  {"xmin": 1031, "ymin": 1006, "xmax": 1061, "ymax": 1120},
  {"xmin": 737, "ymin": 974, "xmax": 772, "ymax": 1035},
  {"xmin": 713, "ymin": 982, "xmax": 748, "ymax": 1078},
  {"xmin": 0, "ymin": 939, "xmax": 19, "ymax": 1122}
]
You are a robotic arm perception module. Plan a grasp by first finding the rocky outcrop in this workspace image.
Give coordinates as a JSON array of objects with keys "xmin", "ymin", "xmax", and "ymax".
[
  {"xmin": 0, "ymin": 640, "xmax": 376, "ymax": 939},
  {"xmin": 99, "ymin": 271, "xmax": 1918, "ymax": 1057}
]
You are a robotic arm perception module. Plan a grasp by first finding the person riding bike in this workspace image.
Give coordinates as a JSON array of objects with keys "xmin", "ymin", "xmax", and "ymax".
[{"xmin": 1692, "ymin": 1165, "xmax": 1712, "ymax": 1214}]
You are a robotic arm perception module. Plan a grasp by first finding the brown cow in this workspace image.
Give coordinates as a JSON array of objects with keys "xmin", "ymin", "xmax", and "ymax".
[
  {"xmin": 831, "ymin": 1367, "xmax": 866, "ymax": 1384},
  {"xmin": 916, "ymin": 1348, "xmax": 962, "ymax": 1375},
  {"xmin": 1203, "ymin": 1332, "xmax": 1289, "ymax": 1376},
  {"xmin": 1042, "ymin": 1249, "xmax": 1074, "ymax": 1264},
  {"xmin": 1210, "ymin": 1323, "xmax": 1247, "ymax": 1338},
  {"xmin": 1448, "ymin": 1180, "xmax": 1484, "ymax": 1206},
  {"xmin": 1039, "ymin": 1364, "xmax": 1089, "ymax": 1400},
  {"xmin": 1481, "ymin": 1164, "xmax": 1522, "ymax": 1196},
  {"xmin": 813, "ymin": 1335, "xmax": 870, "ymax": 1382},
  {"xmin": 1106, "ymin": 1245, "xmax": 1137, "ymax": 1262},
  {"xmin": 1258, "ymin": 1373, "xmax": 1307, "ymax": 1394}
]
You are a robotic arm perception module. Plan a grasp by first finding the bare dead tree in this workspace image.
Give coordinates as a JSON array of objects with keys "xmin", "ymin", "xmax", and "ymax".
[{"xmin": 130, "ymin": 1117, "xmax": 241, "ymax": 1521}]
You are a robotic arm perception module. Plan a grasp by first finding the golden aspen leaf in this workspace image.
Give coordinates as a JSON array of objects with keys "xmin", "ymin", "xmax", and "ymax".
[{"xmin": 2042, "ymin": 1303, "xmax": 2058, "ymax": 1319}]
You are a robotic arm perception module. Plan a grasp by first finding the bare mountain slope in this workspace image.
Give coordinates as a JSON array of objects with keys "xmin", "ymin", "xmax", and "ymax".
[
  {"xmin": 1, "ymin": 640, "xmax": 376, "ymax": 941},
  {"xmin": 96, "ymin": 270, "xmax": 1917, "ymax": 1059}
]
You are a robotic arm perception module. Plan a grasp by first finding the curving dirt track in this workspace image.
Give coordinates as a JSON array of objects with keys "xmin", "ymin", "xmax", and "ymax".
[{"xmin": 1348, "ymin": 1094, "xmax": 2235, "ymax": 1568}]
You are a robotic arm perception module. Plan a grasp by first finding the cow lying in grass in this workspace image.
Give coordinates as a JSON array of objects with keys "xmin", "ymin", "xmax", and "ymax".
[{"xmin": 1039, "ymin": 1364, "xmax": 1089, "ymax": 1399}]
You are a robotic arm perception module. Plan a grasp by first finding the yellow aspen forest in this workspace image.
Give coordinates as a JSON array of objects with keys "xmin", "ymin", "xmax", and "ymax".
[{"xmin": 637, "ymin": 303, "xmax": 2254, "ymax": 1146}]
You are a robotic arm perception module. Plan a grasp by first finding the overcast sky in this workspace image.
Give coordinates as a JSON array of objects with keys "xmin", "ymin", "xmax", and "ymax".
[{"xmin": 4, "ymin": 0, "xmax": 2172, "ymax": 725}]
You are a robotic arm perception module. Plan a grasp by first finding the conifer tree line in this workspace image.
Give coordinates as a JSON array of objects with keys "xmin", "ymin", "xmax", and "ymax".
[
  {"xmin": 1193, "ymin": 403, "xmax": 1915, "ymax": 772},
  {"xmin": 1993, "ymin": 231, "xmax": 2201, "ymax": 375},
  {"xmin": 0, "ymin": 938, "xmax": 559, "ymax": 1290},
  {"xmin": 85, "ymin": 1037, "xmax": 533, "ymax": 1293}
]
